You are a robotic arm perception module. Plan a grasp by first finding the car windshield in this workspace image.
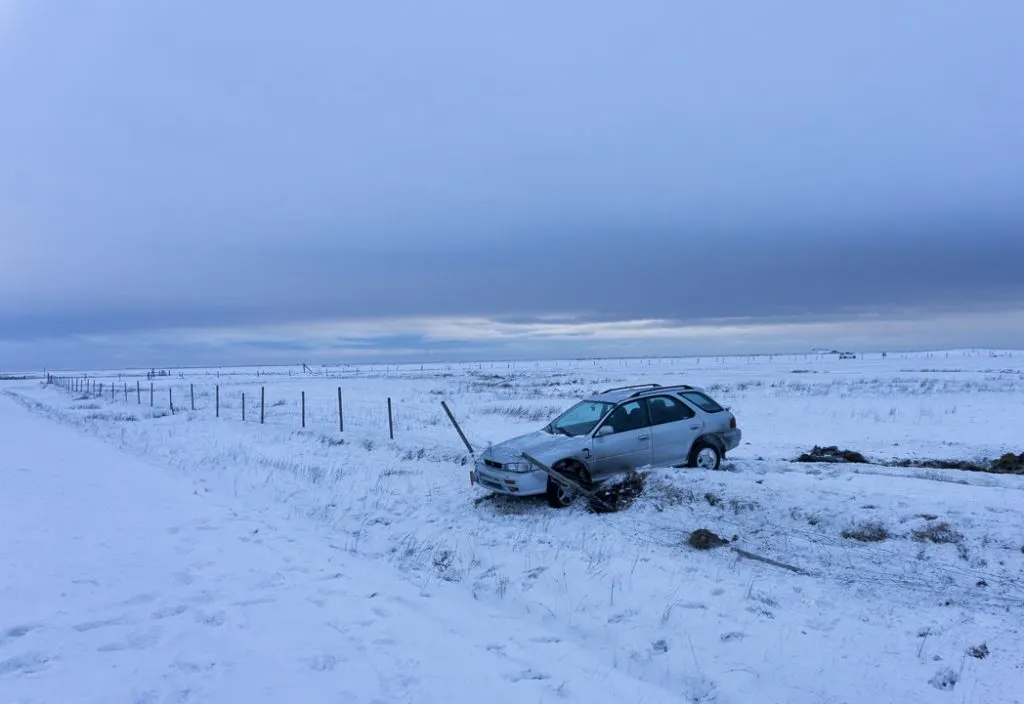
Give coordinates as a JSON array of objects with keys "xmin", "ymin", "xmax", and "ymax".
[{"xmin": 548, "ymin": 401, "xmax": 613, "ymax": 437}]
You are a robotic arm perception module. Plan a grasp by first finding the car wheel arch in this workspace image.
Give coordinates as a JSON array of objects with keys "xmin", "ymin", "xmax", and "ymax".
[
  {"xmin": 688, "ymin": 435, "xmax": 725, "ymax": 462},
  {"xmin": 554, "ymin": 456, "xmax": 590, "ymax": 477}
]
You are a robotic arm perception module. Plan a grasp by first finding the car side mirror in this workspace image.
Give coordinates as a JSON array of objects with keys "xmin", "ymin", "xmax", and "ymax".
[{"xmin": 596, "ymin": 425, "xmax": 614, "ymax": 437}]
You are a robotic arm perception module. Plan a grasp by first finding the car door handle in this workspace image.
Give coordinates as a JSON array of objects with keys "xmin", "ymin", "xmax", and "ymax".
[
  {"xmin": 638, "ymin": 435, "xmax": 649, "ymax": 441},
  {"xmin": 690, "ymin": 425, "xmax": 700, "ymax": 430}
]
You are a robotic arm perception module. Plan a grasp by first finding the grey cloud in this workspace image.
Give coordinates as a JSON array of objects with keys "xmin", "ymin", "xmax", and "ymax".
[
  {"xmin": 2, "ymin": 1, "xmax": 1023, "ymax": 365},
  {"xmin": 3, "ymin": 220, "xmax": 1023, "ymax": 342}
]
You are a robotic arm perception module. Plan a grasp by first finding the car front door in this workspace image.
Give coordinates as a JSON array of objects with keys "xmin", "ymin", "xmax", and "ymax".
[
  {"xmin": 644, "ymin": 395, "xmax": 703, "ymax": 466},
  {"xmin": 588, "ymin": 400, "xmax": 653, "ymax": 480}
]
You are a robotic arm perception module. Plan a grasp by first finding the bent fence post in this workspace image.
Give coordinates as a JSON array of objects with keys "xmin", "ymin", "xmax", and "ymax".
[{"xmin": 441, "ymin": 401, "xmax": 474, "ymax": 455}]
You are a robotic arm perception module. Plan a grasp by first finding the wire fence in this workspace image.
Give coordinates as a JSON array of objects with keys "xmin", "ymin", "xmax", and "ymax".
[{"xmin": 45, "ymin": 373, "xmax": 397, "ymax": 440}]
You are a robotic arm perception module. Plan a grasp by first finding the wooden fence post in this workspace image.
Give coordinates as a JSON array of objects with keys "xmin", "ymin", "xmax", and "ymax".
[
  {"xmin": 387, "ymin": 397, "xmax": 394, "ymax": 440},
  {"xmin": 337, "ymin": 387, "xmax": 344, "ymax": 432},
  {"xmin": 242, "ymin": 393, "xmax": 246, "ymax": 421},
  {"xmin": 260, "ymin": 386, "xmax": 265, "ymax": 424},
  {"xmin": 169, "ymin": 388, "xmax": 174, "ymax": 414},
  {"xmin": 99, "ymin": 382, "xmax": 104, "ymax": 397},
  {"xmin": 301, "ymin": 391, "xmax": 305, "ymax": 428},
  {"xmin": 215, "ymin": 385, "xmax": 220, "ymax": 417},
  {"xmin": 124, "ymin": 382, "xmax": 128, "ymax": 401},
  {"xmin": 150, "ymin": 382, "xmax": 154, "ymax": 407},
  {"xmin": 441, "ymin": 401, "xmax": 474, "ymax": 455},
  {"xmin": 137, "ymin": 380, "xmax": 141, "ymax": 404},
  {"xmin": 111, "ymin": 383, "xmax": 115, "ymax": 401},
  {"xmin": 190, "ymin": 383, "xmax": 195, "ymax": 411}
]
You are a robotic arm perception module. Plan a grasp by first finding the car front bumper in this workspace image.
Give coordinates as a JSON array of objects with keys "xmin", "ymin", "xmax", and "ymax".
[{"xmin": 471, "ymin": 462, "xmax": 548, "ymax": 496}]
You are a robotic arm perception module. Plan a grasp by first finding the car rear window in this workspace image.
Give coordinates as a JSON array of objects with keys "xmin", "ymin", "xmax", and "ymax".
[{"xmin": 679, "ymin": 391, "xmax": 724, "ymax": 413}]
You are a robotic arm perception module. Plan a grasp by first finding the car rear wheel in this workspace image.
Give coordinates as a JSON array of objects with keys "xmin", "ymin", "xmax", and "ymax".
[{"xmin": 690, "ymin": 442, "xmax": 721, "ymax": 470}]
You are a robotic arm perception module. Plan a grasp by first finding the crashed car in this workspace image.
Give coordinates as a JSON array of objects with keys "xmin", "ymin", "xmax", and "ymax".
[{"xmin": 471, "ymin": 383, "xmax": 741, "ymax": 507}]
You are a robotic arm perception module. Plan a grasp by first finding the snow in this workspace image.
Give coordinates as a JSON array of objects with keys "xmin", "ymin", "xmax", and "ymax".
[
  {"xmin": 4, "ymin": 349, "xmax": 1024, "ymax": 703},
  {"xmin": 0, "ymin": 395, "xmax": 683, "ymax": 703}
]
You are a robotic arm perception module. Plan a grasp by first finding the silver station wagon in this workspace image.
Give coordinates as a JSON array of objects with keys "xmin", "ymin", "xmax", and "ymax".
[{"xmin": 472, "ymin": 383, "xmax": 741, "ymax": 507}]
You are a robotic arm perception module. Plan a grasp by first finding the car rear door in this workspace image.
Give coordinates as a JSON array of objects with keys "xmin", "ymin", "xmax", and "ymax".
[
  {"xmin": 643, "ymin": 395, "xmax": 703, "ymax": 466},
  {"xmin": 589, "ymin": 400, "xmax": 653, "ymax": 479}
]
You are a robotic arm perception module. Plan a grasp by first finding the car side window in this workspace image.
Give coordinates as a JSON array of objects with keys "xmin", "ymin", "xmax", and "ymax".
[
  {"xmin": 680, "ymin": 391, "xmax": 724, "ymax": 413},
  {"xmin": 644, "ymin": 395, "xmax": 695, "ymax": 425},
  {"xmin": 598, "ymin": 400, "xmax": 650, "ymax": 434}
]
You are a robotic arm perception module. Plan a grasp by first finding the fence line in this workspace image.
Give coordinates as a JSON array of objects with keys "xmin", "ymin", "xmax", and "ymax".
[{"xmin": 43, "ymin": 375, "xmax": 403, "ymax": 440}]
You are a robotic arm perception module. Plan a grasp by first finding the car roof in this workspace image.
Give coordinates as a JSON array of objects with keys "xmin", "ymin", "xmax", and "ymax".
[{"xmin": 584, "ymin": 383, "xmax": 706, "ymax": 405}]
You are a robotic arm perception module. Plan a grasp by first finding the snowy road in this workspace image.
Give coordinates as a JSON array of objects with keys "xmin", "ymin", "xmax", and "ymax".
[{"xmin": 0, "ymin": 395, "xmax": 678, "ymax": 703}]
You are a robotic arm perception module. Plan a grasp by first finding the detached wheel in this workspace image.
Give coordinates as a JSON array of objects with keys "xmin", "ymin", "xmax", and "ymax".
[{"xmin": 690, "ymin": 442, "xmax": 721, "ymax": 470}]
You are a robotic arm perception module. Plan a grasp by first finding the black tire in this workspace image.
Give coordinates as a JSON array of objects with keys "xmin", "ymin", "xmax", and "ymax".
[
  {"xmin": 689, "ymin": 442, "xmax": 721, "ymax": 470},
  {"xmin": 546, "ymin": 476, "xmax": 577, "ymax": 508}
]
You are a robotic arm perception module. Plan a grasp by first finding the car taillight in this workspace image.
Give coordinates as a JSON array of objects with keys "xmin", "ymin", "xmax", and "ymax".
[{"xmin": 729, "ymin": 416, "xmax": 736, "ymax": 429}]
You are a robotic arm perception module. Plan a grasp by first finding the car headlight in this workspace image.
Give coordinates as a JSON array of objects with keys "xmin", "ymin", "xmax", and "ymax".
[{"xmin": 503, "ymin": 460, "xmax": 535, "ymax": 473}]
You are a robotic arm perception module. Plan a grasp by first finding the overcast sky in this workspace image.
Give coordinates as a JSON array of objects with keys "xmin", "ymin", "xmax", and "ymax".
[{"xmin": 2, "ymin": 1, "xmax": 1023, "ymax": 370}]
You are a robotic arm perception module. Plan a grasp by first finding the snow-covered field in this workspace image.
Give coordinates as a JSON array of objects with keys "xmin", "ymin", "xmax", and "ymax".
[{"xmin": 3, "ymin": 350, "xmax": 1024, "ymax": 703}]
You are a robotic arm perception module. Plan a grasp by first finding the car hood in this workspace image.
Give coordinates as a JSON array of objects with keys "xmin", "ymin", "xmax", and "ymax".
[{"xmin": 482, "ymin": 430, "xmax": 583, "ymax": 465}]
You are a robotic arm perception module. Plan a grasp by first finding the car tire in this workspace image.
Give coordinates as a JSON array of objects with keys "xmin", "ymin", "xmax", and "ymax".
[
  {"xmin": 546, "ymin": 476, "xmax": 577, "ymax": 508},
  {"xmin": 689, "ymin": 442, "xmax": 721, "ymax": 470}
]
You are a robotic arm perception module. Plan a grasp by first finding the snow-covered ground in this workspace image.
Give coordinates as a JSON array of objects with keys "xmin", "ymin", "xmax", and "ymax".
[{"xmin": 4, "ymin": 349, "xmax": 1024, "ymax": 703}]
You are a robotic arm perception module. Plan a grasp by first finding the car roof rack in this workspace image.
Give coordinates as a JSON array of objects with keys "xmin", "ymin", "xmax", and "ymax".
[
  {"xmin": 628, "ymin": 384, "xmax": 694, "ymax": 398},
  {"xmin": 599, "ymin": 383, "xmax": 662, "ymax": 394}
]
